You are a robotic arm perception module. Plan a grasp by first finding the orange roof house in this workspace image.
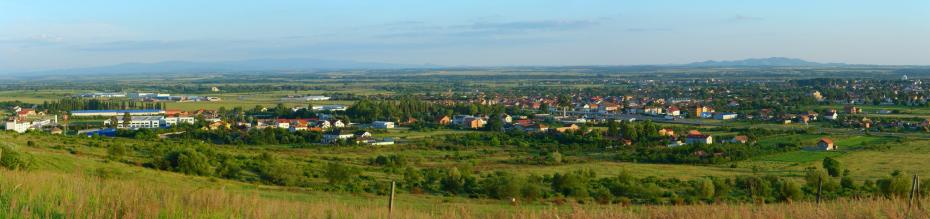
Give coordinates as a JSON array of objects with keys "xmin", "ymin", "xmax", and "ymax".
[
  {"xmin": 436, "ymin": 116, "xmax": 451, "ymax": 125},
  {"xmin": 817, "ymin": 138, "xmax": 835, "ymax": 150}
]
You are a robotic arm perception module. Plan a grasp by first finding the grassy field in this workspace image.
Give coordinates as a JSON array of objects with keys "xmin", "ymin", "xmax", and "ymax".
[
  {"xmin": 3, "ymin": 161, "xmax": 929, "ymax": 218},
  {"xmin": 4, "ymin": 143, "xmax": 930, "ymax": 218},
  {"xmin": 0, "ymin": 88, "xmax": 370, "ymax": 111}
]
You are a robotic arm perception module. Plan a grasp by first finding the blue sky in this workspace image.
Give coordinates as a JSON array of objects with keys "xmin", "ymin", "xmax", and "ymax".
[{"xmin": 1, "ymin": 0, "xmax": 928, "ymax": 72}]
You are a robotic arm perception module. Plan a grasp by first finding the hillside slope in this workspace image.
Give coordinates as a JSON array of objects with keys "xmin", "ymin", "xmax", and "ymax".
[{"xmin": 1, "ymin": 132, "xmax": 929, "ymax": 218}]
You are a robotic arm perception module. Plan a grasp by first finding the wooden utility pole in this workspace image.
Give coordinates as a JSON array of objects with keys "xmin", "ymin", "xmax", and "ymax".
[
  {"xmin": 816, "ymin": 177, "xmax": 823, "ymax": 204},
  {"xmin": 388, "ymin": 181, "xmax": 396, "ymax": 217}
]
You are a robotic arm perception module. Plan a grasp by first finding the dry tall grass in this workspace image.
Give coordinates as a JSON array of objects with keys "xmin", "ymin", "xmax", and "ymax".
[{"xmin": 2, "ymin": 169, "xmax": 929, "ymax": 218}]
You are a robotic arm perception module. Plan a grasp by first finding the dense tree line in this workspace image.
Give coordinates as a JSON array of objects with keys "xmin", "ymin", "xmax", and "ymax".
[
  {"xmin": 39, "ymin": 98, "xmax": 165, "ymax": 114},
  {"xmin": 175, "ymin": 127, "xmax": 322, "ymax": 145},
  {"xmin": 346, "ymin": 98, "xmax": 503, "ymax": 123}
]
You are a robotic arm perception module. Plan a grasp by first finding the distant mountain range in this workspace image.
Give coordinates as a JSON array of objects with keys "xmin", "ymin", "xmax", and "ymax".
[
  {"xmin": 6, "ymin": 58, "xmax": 437, "ymax": 76},
  {"xmin": 683, "ymin": 57, "xmax": 848, "ymax": 67},
  {"xmin": 1, "ymin": 57, "xmax": 871, "ymax": 78}
]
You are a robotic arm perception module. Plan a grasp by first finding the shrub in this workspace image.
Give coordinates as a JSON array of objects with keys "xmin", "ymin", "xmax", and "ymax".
[
  {"xmin": 0, "ymin": 145, "xmax": 33, "ymax": 170},
  {"xmin": 158, "ymin": 148, "xmax": 213, "ymax": 176},
  {"xmin": 107, "ymin": 144, "xmax": 128, "ymax": 161},
  {"xmin": 256, "ymin": 153, "xmax": 302, "ymax": 186},
  {"xmin": 324, "ymin": 162, "xmax": 358, "ymax": 184}
]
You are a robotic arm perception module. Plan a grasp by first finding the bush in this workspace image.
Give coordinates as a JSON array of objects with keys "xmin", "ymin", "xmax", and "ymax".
[
  {"xmin": 157, "ymin": 148, "xmax": 213, "ymax": 176},
  {"xmin": 480, "ymin": 171, "xmax": 525, "ymax": 199},
  {"xmin": 324, "ymin": 162, "xmax": 359, "ymax": 184},
  {"xmin": 107, "ymin": 144, "xmax": 128, "ymax": 161},
  {"xmin": 256, "ymin": 153, "xmax": 303, "ymax": 186},
  {"xmin": 93, "ymin": 166, "xmax": 126, "ymax": 179},
  {"xmin": 0, "ymin": 145, "xmax": 33, "ymax": 170}
]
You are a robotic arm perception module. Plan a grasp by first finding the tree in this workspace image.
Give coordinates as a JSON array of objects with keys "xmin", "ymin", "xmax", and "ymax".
[
  {"xmin": 122, "ymin": 112, "xmax": 132, "ymax": 129},
  {"xmin": 109, "ymin": 116, "xmax": 119, "ymax": 128},
  {"xmin": 822, "ymin": 157, "xmax": 842, "ymax": 177},
  {"xmin": 696, "ymin": 179, "xmax": 715, "ymax": 199},
  {"xmin": 606, "ymin": 120, "xmax": 620, "ymax": 138},
  {"xmin": 485, "ymin": 114, "xmax": 503, "ymax": 132},
  {"xmin": 620, "ymin": 121, "xmax": 638, "ymax": 141}
]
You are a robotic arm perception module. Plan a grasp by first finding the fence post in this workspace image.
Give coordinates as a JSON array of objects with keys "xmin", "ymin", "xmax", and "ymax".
[
  {"xmin": 907, "ymin": 174, "xmax": 919, "ymax": 218},
  {"xmin": 389, "ymin": 181, "xmax": 396, "ymax": 217},
  {"xmin": 914, "ymin": 174, "xmax": 923, "ymax": 208},
  {"xmin": 816, "ymin": 177, "xmax": 823, "ymax": 204}
]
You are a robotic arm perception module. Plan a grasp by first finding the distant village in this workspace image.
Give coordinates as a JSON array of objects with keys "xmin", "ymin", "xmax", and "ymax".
[{"xmin": 8, "ymin": 86, "xmax": 916, "ymax": 150}]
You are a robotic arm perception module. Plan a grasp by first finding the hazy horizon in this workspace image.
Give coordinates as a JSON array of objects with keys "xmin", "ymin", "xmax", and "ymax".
[{"xmin": 2, "ymin": 0, "xmax": 929, "ymax": 72}]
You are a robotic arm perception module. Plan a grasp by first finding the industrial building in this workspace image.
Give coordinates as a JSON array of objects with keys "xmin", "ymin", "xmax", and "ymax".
[
  {"xmin": 71, "ymin": 109, "xmax": 165, "ymax": 117},
  {"xmin": 104, "ymin": 116, "xmax": 165, "ymax": 129}
]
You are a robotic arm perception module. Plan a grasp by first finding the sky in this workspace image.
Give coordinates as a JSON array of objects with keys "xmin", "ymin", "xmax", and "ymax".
[{"xmin": 1, "ymin": 0, "xmax": 929, "ymax": 72}]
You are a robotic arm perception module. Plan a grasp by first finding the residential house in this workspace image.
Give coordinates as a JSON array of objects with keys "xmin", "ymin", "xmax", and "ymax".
[
  {"xmin": 50, "ymin": 127, "xmax": 63, "ymax": 135},
  {"xmin": 666, "ymin": 106, "xmax": 681, "ymax": 116},
  {"xmin": 555, "ymin": 124, "xmax": 579, "ymax": 133},
  {"xmin": 463, "ymin": 117, "xmax": 487, "ymax": 129},
  {"xmin": 844, "ymin": 105, "xmax": 862, "ymax": 114},
  {"xmin": 207, "ymin": 121, "xmax": 230, "ymax": 130},
  {"xmin": 658, "ymin": 128, "xmax": 676, "ymax": 136},
  {"xmin": 817, "ymin": 138, "xmax": 836, "ymax": 150},
  {"xmin": 692, "ymin": 105, "xmax": 713, "ymax": 117},
  {"xmin": 598, "ymin": 103, "xmax": 621, "ymax": 113},
  {"xmin": 452, "ymin": 115, "xmax": 472, "ymax": 125},
  {"xmin": 436, "ymin": 116, "xmax": 452, "ymax": 125},
  {"xmin": 332, "ymin": 120, "xmax": 347, "ymax": 128},
  {"xmin": 730, "ymin": 135, "xmax": 749, "ymax": 144},
  {"xmin": 322, "ymin": 130, "xmax": 355, "ymax": 143},
  {"xmin": 823, "ymin": 110, "xmax": 839, "ymax": 120},
  {"xmin": 644, "ymin": 106, "xmax": 664, "ymax": 115},
  {"xmin": 501, "ymin": 114, "xmax": 513, "ymax": 123},
  {"xmin": 685, "ymin": 130, "xmax": 713, "ymax": 145},
  {"xmin": 520, "ymin": 123, "xmax": 549, "ymax": 132}
]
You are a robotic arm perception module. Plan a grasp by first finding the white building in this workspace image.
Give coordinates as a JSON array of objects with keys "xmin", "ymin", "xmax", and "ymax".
[
  {"xmin": 312, "ymin": 105, "xmax": 347, "ymax": 111},
  {"xmin": 372, "ymin": 121, "xmax": 395, "ymax": 129},
  {"xmin": 369, "ymin": 138, "xmax": 395, "ymax": 146},
  {"xmin": 282, "ymin": 95, "xmax": 331, "ymax": 102},
  {"xmin": 71, "ymin": 109, "xmax": 165, "ymax": 117},
  {"xmin": 4, "ymin": 117, "xmax": 57, "ymax": 133},
  {"xmin": 713, "ymin": 113, "xmax": 738, "ymax": 120},
  {"xmin": 4, "ymin": 120, "xmax": 32, "ymax": 133},
  {"xmin": 305, "ymin": 96, "xmax": 330, "ymax": 101},
  {"xmin": 104, "ymin": 116, "xmax": 164, "ymax": 129},
  {"xmin": 128, "ymin": 93, "xmax": 155, "ymax": 99},
  {"xmin": 80, "ymin": 92, "xmax": 127, "ymax": 98},
  {"xmin": 322, "ymin": 130, "xmax": 355, "ymax": 143},
  {"xmin": 163, "ymin": 116, "xmax": 196, "ymax": 126}
]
